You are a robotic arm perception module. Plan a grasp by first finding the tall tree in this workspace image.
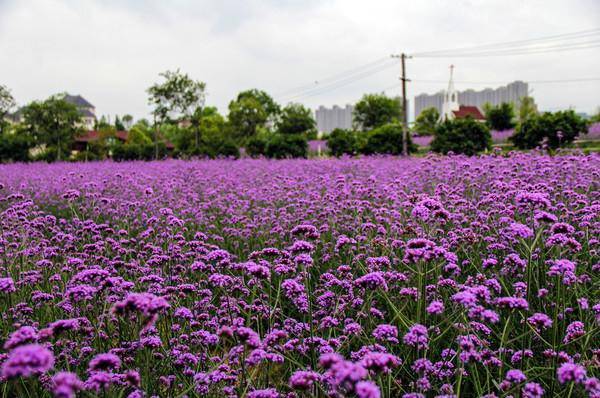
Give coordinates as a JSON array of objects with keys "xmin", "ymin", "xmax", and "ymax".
[
  {"xmin": 22, "ymin": 95, "xmax": 82, "ymax": 161},
  {"xmin": 95, "ymin": 115, "xmax": 111, "ymax": 130},
  {"xmin": 122, "ymin": 114, "xmax": 134, "ymax": 130},
  {"xmin": 236, "ymin": 89, "xmax": 280, "ymax": 120},
  {"xmin": 276, "ymin": 103, "xmax": 316, "ymax": 136},
  {"xmin": 0, "ymin": 84, "xmax": 16, "ymax": 134},
  {"xmin": 114, "ymin": 115, "xmax": 125, "ymax": 131},
  {"xmin": 517, "ymin": 96, "xmax": 538, "ymax": 125},
  {"xmin": 227, "ymin": 95, "xmax": 269, "ymax": 142},
  {"xmin": 413, "ymin": 107, "xmax": 439, "ymax": 136},
  {"xmin": 147, "ymin": 69, "xmax": 206, "ymax": 157},
  {"xmin": 174, "ymin": 107, "xmax": 227, "ymax": 154},
  {"xmin": 353, "ymin": 93, "xmax": 401, "ymax": 131}
]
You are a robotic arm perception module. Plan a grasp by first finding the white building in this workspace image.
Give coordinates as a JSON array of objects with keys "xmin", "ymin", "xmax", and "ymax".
[
  {"xmin": 7, "ymin": 94, "xmax": 97, "ymax": 130},
  {"xmin": 315, "ymin": 104, "xmax": 354, "ymax": 134},
  {"xmin": 62, "ymin": 94, "xmax": 97, "ymax": 130},
  {"xmin": 414, "ymin": 72, "xmax": 529, "ymax": 119},
  {"xmin": 441, "ymin": 65, "xmax": 460, "ymax": 121}
]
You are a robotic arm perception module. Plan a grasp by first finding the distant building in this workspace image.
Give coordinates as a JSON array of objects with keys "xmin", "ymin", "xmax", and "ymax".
[
  {"xmin": 415, "ymin": 68, "xmax": 529, "ymax": 119},
  {"xmin": 62, "ymin": 94, "xmax": 96, "ymax": 130},
  {"xmin": 315, "ymin": 104, "xmax": 354, "ymax": 134},
  {"xmin": 7, "ymin": 93, "xmax": 97, "ymax": 130}
]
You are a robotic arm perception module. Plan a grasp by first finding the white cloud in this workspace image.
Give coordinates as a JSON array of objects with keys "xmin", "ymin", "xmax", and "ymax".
[{"xmin": 0, "ymin": 0, "xmax": 599, "ymax": 121}]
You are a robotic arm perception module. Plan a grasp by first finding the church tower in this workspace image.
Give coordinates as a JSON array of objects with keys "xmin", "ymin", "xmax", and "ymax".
[{"xmin": 440, "ymin": 65, "xmax": 460, "ymax": 121}]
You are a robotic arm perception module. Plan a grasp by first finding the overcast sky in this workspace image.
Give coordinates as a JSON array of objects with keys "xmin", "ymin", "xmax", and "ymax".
[{"xmin": 1, "ymin": 0, "xmax": 599, "ymax": 121}]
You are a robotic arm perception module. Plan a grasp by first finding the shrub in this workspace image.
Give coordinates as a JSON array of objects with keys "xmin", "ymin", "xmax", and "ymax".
[
  {"xmin": 431, "ymin": 117, "xmax": 492, "ymax": 155},
  {"xmin": 327, "ymin": 128, "xmax": 359, "ymax": 157},
  {"xmin": 185, "ymin": 138, "xmax": 240, "ymax": 159},
  {"xmin": 264, "ymin": 134, "xmax": 307, "ymax": 159},
  {"xmin": 112, "ymin": 143, "xmax": 141, "ymax": 161},
  {"xmin": 276, "ymin": 103, "xmax": 317, "ymax": 138},
  {"xmin": 0, "ymin": 133, "xmax": 31, "ymax": 162},
  {"xmin": 141, "ymin": 143, "xmax": 168, "ymax": 160},
  {"xmin": 245, "ymin": 137, "xmax": 268, "ymax": 158},
  {"xmin": 484, "ymin": 103, "xmax": 515, "ymax": 131},
  {"xmin": 202, "ymin": 138, "xmax": 240, "ymax": 159},
  {"xmin": 510, "ymin": 110, "xmax": 588, "ymax": 149},
  {"xmin": 33, "ymin": 146, "xmax": 59, "ymax": 162},
  {"xmin": 360, "ymin": 123, "xmax": 415, "ymax": 155}
]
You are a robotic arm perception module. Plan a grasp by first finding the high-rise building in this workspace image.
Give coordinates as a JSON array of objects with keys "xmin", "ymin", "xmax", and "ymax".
[
  {"xmin": 315, "ymin": 104, "xmax": 354, "ymax": 134},
  {"xmin": 414, "ymin": 80, "xmax": 529, "ymax": 119}
]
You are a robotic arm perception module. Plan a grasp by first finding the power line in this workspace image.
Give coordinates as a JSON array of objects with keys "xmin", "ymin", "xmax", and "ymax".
[
  {"xmin": 274, "ymin": 57, "xmax": 394, "ymax": 98},
  {"xmin": 415, "ymin": 42, "xmax": 600, "ymax": 58},
  {"xmin": 274, "ymin": 28, "xmax": 600, "ymax": 102},
  {"xmin": 278, "ymin": 60, "xmax": 396, "ymax": 101},
  {"xmin": 412, "ymin": 28, "xmax": 600, "ymax": 57}
]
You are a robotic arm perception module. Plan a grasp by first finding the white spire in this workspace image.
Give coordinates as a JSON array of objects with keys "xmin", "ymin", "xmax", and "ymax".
[
  {"xmin": 447, "ymin": 64, "xmax": 455, "ymax": 95},
  {"xmin": 441, "ymin": 64, "xmax": 460, "ymax": 121}
]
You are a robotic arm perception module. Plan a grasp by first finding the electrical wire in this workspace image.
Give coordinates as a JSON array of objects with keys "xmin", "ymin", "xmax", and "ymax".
[
  {"xmin": 273, "ymin": 57, "xmax": 394, "ymax": 97},
  {"xmin": 278, "ymin": 60, "xmax": 397, "ymax": 102},
  {"xmin": 415, "ymin": 42, "xmax": 600, "ymax": 58},
  {"xmin": 274, "ymin": 29, "xmax": 600, "ymax": 101},
  {"xmin": 412, "ymin": 28, "xmax": 600, "ymax": 57}
]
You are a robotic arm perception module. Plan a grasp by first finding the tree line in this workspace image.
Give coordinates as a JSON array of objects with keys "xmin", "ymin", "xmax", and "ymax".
[
  {"xmin": 0, "ymin": 71, "xmax": 322, "ymax": 162},
  {"xmin": 329, "ymin": 95, "xmax": 597, "ymax": 157},
  {"xmin": 1, "ymin": 71, "xmax": 598, "ymax": 162}
]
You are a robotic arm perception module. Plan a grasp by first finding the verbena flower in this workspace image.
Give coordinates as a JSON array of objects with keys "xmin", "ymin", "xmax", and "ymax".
[{"xmin": 1, "ymin": 344, "xmax": 54, "ymax": 379}]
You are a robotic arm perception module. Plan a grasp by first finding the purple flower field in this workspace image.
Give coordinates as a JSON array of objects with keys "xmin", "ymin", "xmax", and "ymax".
[{"xmin": 0, "ymin": 153, "xmax": 599, "ymax": 398}]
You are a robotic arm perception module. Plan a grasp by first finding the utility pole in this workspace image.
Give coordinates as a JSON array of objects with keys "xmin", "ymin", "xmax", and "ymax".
[{"xmin": 391, "ymin": 53, "xmax": 411, "ymax": 156}]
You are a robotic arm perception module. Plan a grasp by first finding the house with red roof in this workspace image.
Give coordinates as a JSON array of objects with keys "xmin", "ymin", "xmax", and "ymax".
[{"xmin": 451, "ymin": 105, "xmax": 485, "ymax": 121}]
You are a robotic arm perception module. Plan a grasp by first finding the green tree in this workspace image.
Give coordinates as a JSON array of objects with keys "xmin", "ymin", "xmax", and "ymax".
[
  {"xmin": 276, "ymin": 103, "xmax": 316, "ymax": 137},
  {"xmin": 95, "ymin": 115, "xmax": 111, "ymax": 130},
  {"xmin": 413, "ymin": 107, "xmax": 439, "ymax": 136},
  {"xmin": 147, "ymin": 69, "xmax": 206, "ymax": 157},
  {"xmin": 22, "ymin": 95, "xmax": 82, "ymax": 161},
  {"xmin": 361, "ymin": 122, "xmax": 416, "ymax": 155},
  {"xmin": 122, "ymin": 114, "xmax": 134, "ymax": 130},
  {"xmin": 114, "ymin": 115, "xmax": 125, "ymax": 131},
  {"xmin": 517, "ymin": 96, "xmax": 538, "ymax": 124},
  {"xmin": 0, "ymin": 124, "xmax": 32, "ymax": 163},
  {"xmin": 484, "ymin": 102, "xmax": 515, "ymax": 131},
  {"xmin": 227, "ymin": 96, "xmax": 268, "ymax": 143},
  {"xmin": 327, "ymin": 128, "xmax": 359, "ymax": 157},
  {"xmin": 431, "ymin": 117, "xmax": 492, "ymax": 155},
  {"xmin": 246, "ymin": 136, "xmax": 268, "ymax": 157},
  {"xmin": 264, "ymin": 134, "xmax": 308, "ymax": 159},
  {"xmin": 353, "ymin": 93, "xmax": 401, "ymax": 131},
  {"xmin": 510, "ymin": 110, "xmax": 587, "ymax": 149},
  {"xmin": 236, "ymin": 89, "xmax": 280, "ymax": 120},
  {"xmin": 0, "ymin": 84, "xmax": 16, "ymax": 135},
  {"xmin": 170, "ymin": 107, "xmax": 228, "ymax": 156},
  {"xmin": 127, "ymin": 122, "xmax": 153, "ymax": 145}
]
